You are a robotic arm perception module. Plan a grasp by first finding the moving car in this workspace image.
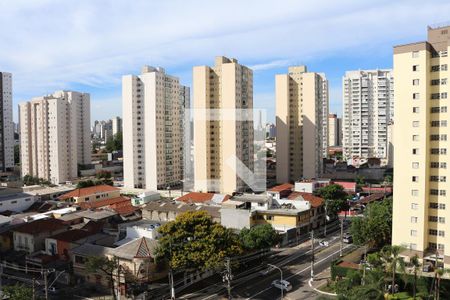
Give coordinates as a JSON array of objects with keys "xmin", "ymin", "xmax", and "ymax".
[
  {"xmin": 271, "ymin": 280, "xmax": 292, "ymax": 291},
  {"xmin": 343, "ymin": 234, "xmax": 353, "ymax": 244}
]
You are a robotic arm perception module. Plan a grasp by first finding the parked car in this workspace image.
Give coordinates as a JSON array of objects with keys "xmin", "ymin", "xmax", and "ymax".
[
  {"xmin": 343, "ymin": 234, "xmax": 353, "ymax": 244},
  {"xmin": 271, "ymin": 280, "xmax": 292, "ymax": 292}
]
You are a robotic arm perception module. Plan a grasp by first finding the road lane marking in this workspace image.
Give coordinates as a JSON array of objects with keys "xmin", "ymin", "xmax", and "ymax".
[{"xmin": 244, "ymin": 244, "xmax": 355, "ymax": 300}]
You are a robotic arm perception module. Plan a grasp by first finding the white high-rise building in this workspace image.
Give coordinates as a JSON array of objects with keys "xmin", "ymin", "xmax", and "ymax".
[
  {"xmin": 321, "ymin": 75, "xmax": 329, "ymax": 158},
  {"xmin": 19, "ymin": 91, "xmax": 91, "ymax": 184},
  {"xmin": 342, "ymin": 70, "xmax": 394, "ymax": 164},
  {"xmin": 112, "ymin": 116, "xmax": 122, "ymax": 136},
  {"xmin": 123, "ymin": 66, "xmax": 189, "ymax": 190},
  {"xmin": 0, "ymin": 72, "xmax": 14, "ymax": 172}
]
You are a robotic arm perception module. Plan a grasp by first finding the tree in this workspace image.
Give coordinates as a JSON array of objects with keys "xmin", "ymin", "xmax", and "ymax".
[
  {"xmin": 239, "ymin": 224, "xmax": 279, "ymax": 251},
  {"xmin": 406, "ymin": 254, "xmax": 421, "ymax": 299},
  {"xmin": 105, "ymin": 132, "xmax": 123, "ymax": 152},
  {"xmin": 85, "ymin": 256, "xmax": 119, "ymax": 299},
  {"xmin": 156, "ymin": 211, "xmax": 242, "ymax": 271},
  {"xmin": 316, "ymin": 184, "xmax": 349, "ymax": 217},
  {"xmin": 379, "ymin": 245, "xmax": 405, "ymax": 294},
  {"xmin": 3, "ymin": 284, "xmax": 34, "ymax": 300},
  {"xmin": 349, "ymin": 197, "xmax": 392, "ymax": 248}
]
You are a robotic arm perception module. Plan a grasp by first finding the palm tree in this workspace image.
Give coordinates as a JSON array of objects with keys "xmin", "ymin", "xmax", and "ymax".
[
  {"xmin": 435, "ymin": 266, "xmax": 450, "ymax": 300},
  {"xmin": 409, "ymin": 255, "xmax": 421, "ymax": 299},
  {"xmin": 380, "ymin": 245, "xmax": 405, "ymax": 294}
]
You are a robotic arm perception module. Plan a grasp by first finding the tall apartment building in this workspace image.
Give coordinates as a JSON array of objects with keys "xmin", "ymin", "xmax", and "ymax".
[
  {"xmin": 342, "ymin": 69, "xmax": 394, "ymax": 164},
  {"xmin": 19, "ymin": 91, "xmax": 91, "ymax": 184},
  {"xmin": 0, "ymin": 72, "xmax": 14, "ymax": 172},
  {"xmin": 392, "ymin": 25, "xmax": 450, "ymax": 265},
  {"xmin": 123, "ymin": 66, "xmax": 189, "ymax": 190},
  {"xmin": 276, "ymin": 66, "xmax": 327, "ymax": 183},
  {"xmin": 193, "ymin": 56, "xmax": 254, "ymax": 194},
  {"xmin": 321, "ymin": 78, "xmax": 329, "ymax": 157},
  {"xmin": 328, "ymin": 113, "xmax": 342, "ymax": 147},
  {"xmin": 111, "ymin": 116, "xmax": 122, "ymax": 136}
]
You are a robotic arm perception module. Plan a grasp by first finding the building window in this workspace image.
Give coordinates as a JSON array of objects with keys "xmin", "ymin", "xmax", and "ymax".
[
  {"xmin": 429, "ymin": 229, "xmax": 438, "ymax": 236},
  {"xmin": 413, "ymin": 135, "xmax": 419, "ymax": 141},
  {"xmin": 412, "ymin": 176, "xmax": 419, "ymax": 182},
  {"xmin": 412, "ymin": 121, "xmax": 419, "ymax": 127},
  {"xmin": 411, "ymin": 190, "xmax": 419, "ymax": 196},
  {"xmin": 413, "ymin": 93, "xmax": 420, "ymax": 100},
  {"xmin": 412, "ymin": 162, "xmax": 419, "ymax": 168},
  {"xmin": 413, "ymin": 107, "xmax": 420, "ymax": 113},
  {"xmin": 438, "ymin": 244, "xmax": 445, "ymax": 251},
  {"xmin": 413, "ymin": 79, "xmax": 420, "ymax": 85},
  {"xmin": 411, "ymin": 216, "xmax": 418, "ymax": 223},
  {"xmin": 411, "ymin": 203, "xmax": 419, "ymax": 209},
  {"xmin": 431, "ymin": 79, "xmax": 440, "ymax": 86},
  {"xmin": 412, "ymin": 51, "xmax": 419, "ymax": 58},
  {"xmin": 439, "ymin": 217, "xmax": 445, "ymax": 224},
  {"xmin": 429, "ymin": 216, "xmax": 438, "ymax": 222},
  {"xmin": 410, "ymin": 243, "xmax": 417, "ymax": 250},
  {"xmin": 412, "ymin": 148, "xmax": 419, "ymax": 155},
  {"xmin": 413, "ymin": 65, "xmax": 419, "ymax": 71},
  {"xmin": 411, "ymin": 230, "xmax": 417, "ymax": 236}
]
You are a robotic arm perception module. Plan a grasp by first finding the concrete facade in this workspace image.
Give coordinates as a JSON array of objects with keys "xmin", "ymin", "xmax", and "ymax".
[
  {"xmin": 342, "ymin": 69, "xmax": 394, "ymax": 164},
  {"xmin": 392, "ymin": 25, "xmax": 450, "ymax": 266},
  {"xmin": 123, "ymin": 66, "xmax": 189, "ymax": 190},
  {"xmin": 193, "ymin": 56, "xmax": 254, "ymax": 193},
  {"xmin": 276, "ymin": 66, "xmax": 328, "ymax": 183},
  {"xmin": 19, "ymin": 91, "xmax": 91, "ymax": 184},
  {"xmin": 0, "ymin": 72, "xmax": 14, "ymax": 172},
  {"xmin": 328, "ymin": 113, "xmax": 342, "ymax": 147}
]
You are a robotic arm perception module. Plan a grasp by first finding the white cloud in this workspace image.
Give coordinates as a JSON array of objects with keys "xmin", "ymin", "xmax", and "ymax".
[{"xmin": 1, "ymin": 0, "xmax": 449, "ymax": 121}]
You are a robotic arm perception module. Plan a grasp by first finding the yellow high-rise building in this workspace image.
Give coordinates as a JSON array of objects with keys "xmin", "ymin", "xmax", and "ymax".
[
  {"xmin": 193, "ymin": 56, "xmax": 254, "ymax": 194},
  {"xmin": 393, "ymin": 25, "xmax": 450, "ymax": 265},
  {"xmin": 276, "ymin": 66, "xmax": 328, "ymax": 184}
]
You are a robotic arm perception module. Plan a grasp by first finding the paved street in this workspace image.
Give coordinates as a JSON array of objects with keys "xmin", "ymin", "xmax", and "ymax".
[{"xmin": 179, "ymin": 229, "xmax": 357, "ymax": 300}]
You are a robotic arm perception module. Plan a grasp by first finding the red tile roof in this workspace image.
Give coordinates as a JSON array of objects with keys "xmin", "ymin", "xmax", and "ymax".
[
  {"xmin": 13, "ymin": 219, "xmax": 67, "ymax": 235},
  {"xmin": 49, "ymin": 229, "xmax": 95, "ymax": 242},
  {"xmin": 59, "ymin": 185, "xmax": 119, "ymax": 200},
  {"xmin": 177, "ymin": 192, "xmax": 230, "ymax": 204},
  {"xmin": 287, "ymin": 192, "xmax": 324, "ymax": 208},
  {"xmin": 112, "ymin": 205, "xmax": 139, "ymax": 215},
  {"xmin": 77, "ymin": 196, "xmax": 130, "ymax": 209},
  {"xmin": 334, "ymin": 181, "xmax": 357, "ymax": 191},
  {"xmin": 268, "ymin": 183, "xmax": 294, "ymax": 192}
]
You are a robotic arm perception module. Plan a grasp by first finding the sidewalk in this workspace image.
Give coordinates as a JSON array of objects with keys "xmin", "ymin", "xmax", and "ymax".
[{"xmin": 309, "ymin": 268, "xmax": 336, "ymax": 298}]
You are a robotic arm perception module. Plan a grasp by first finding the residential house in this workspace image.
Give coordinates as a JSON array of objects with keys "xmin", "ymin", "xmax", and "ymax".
[
  {"xmin": 12, "ymin": 219, "xmax": 68, "ymax": 253},
  {"xmin": 176, "ymin": 192, "xmax": 229, "ymax": 205},
  {"xmin": 58, "ymin": 185, "xmax": 121, "ymax": 203},
  {"xmin": 142, "ymin": 200, "xmax": 221, "ymax": 223}
]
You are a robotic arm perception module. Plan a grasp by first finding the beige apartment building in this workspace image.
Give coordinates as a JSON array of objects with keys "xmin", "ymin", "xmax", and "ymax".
[
  {"xmin": 123, "ymin": 66, "xmax": 189, "ymax": 190},
  {"xmin": 193, "ymin": 56, "xmax": 254, "ymax": 194},
  {"xmin": 328, "ymin": 113, "xmax": 342, "ymax": 147},
  {"xmin": 19, "ymin": 91, "xmax": 91, "ymax": 184},
  {"xmin": 392, "ymin": 25, "xmax": 450, "ymax": 266},
  {"xmin": 276, "ymin": 66, "xmax": 328, "ymax": 184}
]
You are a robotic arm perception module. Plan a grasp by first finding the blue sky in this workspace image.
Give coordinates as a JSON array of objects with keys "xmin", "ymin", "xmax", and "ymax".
[{"xmin": 1, "ymin": 0, "xmax": 450, "ymax": 124}]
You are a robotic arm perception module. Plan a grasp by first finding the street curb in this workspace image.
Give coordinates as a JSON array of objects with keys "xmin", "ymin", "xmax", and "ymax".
[{"xmin": 308, "ymin": 278, "xmax": 337, "ymax": 297}]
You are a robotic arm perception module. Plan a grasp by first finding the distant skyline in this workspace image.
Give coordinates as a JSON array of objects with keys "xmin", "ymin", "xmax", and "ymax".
[{"xmin": 1, "ymin": 0, "xmax": 449, "ymax": 123}]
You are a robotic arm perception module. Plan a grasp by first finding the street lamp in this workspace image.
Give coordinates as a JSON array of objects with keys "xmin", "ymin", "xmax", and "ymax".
[
  {"xmin": 324, "ymin": 202, "xmax": 328, "ymax": 237},
  {"xmin": 267, "ymin": 263, "xmax": 283, "ymax": 300}
]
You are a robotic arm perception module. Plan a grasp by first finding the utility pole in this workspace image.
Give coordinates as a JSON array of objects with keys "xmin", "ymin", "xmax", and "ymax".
[
  {"xmin": 310, "ymin": 230, "xmax": 315, "ymax": 280},
  {"xmin": 268, "ymin": 264, "xmax": 283, "ymax": 300},
  {"xmin": 223, "ymin": 257, "xmax": 232, "ymax": 300},
  {"xmin": 43, "ymin": 270, "xmax": 48, "ymax": 300},
  {"xmin": 340, "ymin": 218, "xmax": 344, "ymax": 257},
  {"xmin": 362, "ymin": 246, "xmax": 367, "ymax": 285},
  {"xmin": 32, "ymin": 277, "xmax": 36, "ymax": 300},
  {"xmin": 324, "ymin": 203, "xmax": 328, "ymax": 237}
]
